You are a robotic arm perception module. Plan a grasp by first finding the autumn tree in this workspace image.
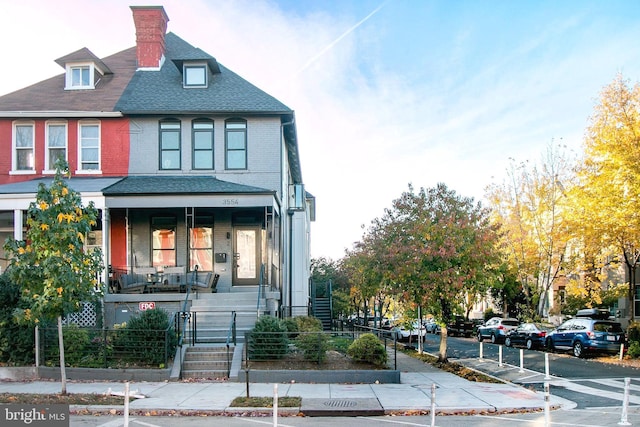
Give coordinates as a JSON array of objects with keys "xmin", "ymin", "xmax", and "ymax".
[
  {"xmin": 3, "ymin": 162, "xmax": 103, "ymax": 394},
  {"xmin": 570, "ymin": 74, "xmax": 640, "ymax": 319},
  {"xmin": 380, "ymin": 183, "xmax": 502, "ymax": 362},
  {"xmin": 486, "ymin": 144, "xmax": 574, "ymax": 318}
]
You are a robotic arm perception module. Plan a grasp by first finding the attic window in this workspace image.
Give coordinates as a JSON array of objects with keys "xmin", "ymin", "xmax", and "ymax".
[
  {"xmin": 184, "ymin": 65, "xmax": 207, "ymax": 88},
  {"xmin": 65, "ymin": 62, "xmax": 99, "ymax": 90}
]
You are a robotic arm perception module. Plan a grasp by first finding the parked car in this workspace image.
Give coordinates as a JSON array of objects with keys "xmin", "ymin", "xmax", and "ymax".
[
  {"xmin": 447, "ymin": 315, "xmax": 475, "ymax": 337},
  {"xmin": 505, "ymin": 322, "xmax": 553, "ymax": 350},
  {"xmin": 476, "ymin": 317, "xmax": 520, "ymax": 344},
  {"xmin": 424, "ymin": 318, "xmax": 439, "ymax": 333},
  {"xmin": 392, "ymin": 320, "xmax": 426, "ymax": 341},
  {"xmin": 545, "ymin": 316, "xmax": 625, "ymax": 358}
]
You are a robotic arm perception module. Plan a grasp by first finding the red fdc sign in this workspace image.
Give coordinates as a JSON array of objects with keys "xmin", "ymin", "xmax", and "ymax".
[{"xmin": 139, "ymin": 302, "xmax": 156, "ymax": 311}]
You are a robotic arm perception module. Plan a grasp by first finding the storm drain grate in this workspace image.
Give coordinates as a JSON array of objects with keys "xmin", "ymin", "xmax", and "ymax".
[
  {"xmin": 323, "ymin": 400, "xmax": 358, "ymax": 408},
  {"xmin": 301, "ymin": 398, "xmax": 384, "ymax": 417}
]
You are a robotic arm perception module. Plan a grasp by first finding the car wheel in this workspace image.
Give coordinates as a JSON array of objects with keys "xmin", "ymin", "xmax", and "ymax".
[
  {"xmin": 477, "ymin": 332, "xmax": 483, "ymax": 342},
  {"xmin": 573, "ymin": 341, "xmax": 584, "ymax": 358},
  {"xmin": 505, "ymin": 337, "xmax": 511, "ymax": 347},
  {"xmin": 526, "ymin": 339, "xmax": 533, "ymax": 350},
  {"xmin": 490, "ymin": 334, "xmax": 497, "ymax": 344}
]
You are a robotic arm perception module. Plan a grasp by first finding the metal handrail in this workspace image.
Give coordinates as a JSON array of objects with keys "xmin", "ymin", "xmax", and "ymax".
[
  {"xmin": 256, "ymin": 264, "xmax": 265, "ymax": 317},
  {"xmin": 225, "ymin": 311, "xmax": 237, "ymax": 377}
]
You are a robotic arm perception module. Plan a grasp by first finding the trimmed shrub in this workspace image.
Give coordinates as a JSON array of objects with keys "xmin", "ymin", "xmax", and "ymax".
[
  {"xmin": 280, "ymin": 317, "xmax": 299, "ymax": 338},
  {"xmin": 295, "ymin": 332, "xmax": 330, "ymax": 363},
  {"xmin": 48, "ymin": 325, "xmax": 90, "ymax": 367},
  {"xmin": 248, "ymin": 315, "xmax": 288, "ymax": 360},
  {"xmin": 112, "ymin": 308, "xmax": 177, "ymax": 366},
  {"xmin": 295, "ymin": 316, "xmax": 323, "ymax": 332},
  {"xmin": 347, "ymin": 333, "xmax": 388, "ymax": 366},
  {"xmin": 628, "ymin": 341, "xmax": 640, "ymax": 359}
]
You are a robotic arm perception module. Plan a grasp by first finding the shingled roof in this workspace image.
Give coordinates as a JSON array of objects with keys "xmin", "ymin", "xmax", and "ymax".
[
  {"xmin": 0, "ymin": 47, "xmax": 136, "ymax": 113},
  {"xmin": 101, "ymin": 176, "xmax": 274, "ymax": 196},
  {"xmin": 115, "ymin": 33, "xmax": 292, "ymax": 115}
]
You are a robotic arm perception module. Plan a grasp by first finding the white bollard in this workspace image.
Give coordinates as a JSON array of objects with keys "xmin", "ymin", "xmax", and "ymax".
[
  {"xmin": 544, "ymin": 352, "xmax": 551, "ymax": 380},
  {"xmin": 544, "ymin": 382, "xmax": 550, "ymax": 427},
  {"xmin": 273, "ymin": 383, "xmax": 278, "ymax": 427},
  {"xmin": 519, "ymin": 348, "xmax": 524, "ymax": 373},
  {"xmin": 620, "ymin": 343, "xmax": 625, "ymax": 361},
  {"xmin": 430, "ymin": 383, "xmax": 436, "ymax": 427},
  {"xmin": 499, "ymin": 345, "xmax": 503, "ymax": 367},
  {"xmin": 479, "ymin": 341, "xmax": 483, "ymax": 360},
  {"xmin": 619, "ymin": 377, "xmax": 631, "ymax": 426},
  {"xmin": 124, "ymin": 381, "xmax": 130, "ymax": 427}
]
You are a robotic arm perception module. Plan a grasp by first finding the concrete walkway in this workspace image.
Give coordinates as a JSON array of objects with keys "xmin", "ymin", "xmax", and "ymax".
[{"xmin": 0, "ymin": 350, "xmax": 569, "ymax": 416}]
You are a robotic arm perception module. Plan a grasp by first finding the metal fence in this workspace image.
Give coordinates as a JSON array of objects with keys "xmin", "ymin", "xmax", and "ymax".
[
  {"xmin": 38, "ymin": 324, "xmax": 177, "ymax": 369},
  {"xmin": 244, "ymin": 329, "xmax": 397, "ymax": 369}
]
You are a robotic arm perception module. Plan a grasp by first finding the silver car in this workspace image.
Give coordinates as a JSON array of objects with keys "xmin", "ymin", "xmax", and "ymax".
[{"xmin": 477, "ymin": 317, "xmax": 520, "ymax": 344}]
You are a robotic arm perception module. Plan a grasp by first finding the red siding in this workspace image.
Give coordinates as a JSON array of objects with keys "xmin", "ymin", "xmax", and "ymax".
[
  {"xmin": 0, "ymin": 117, "xmax": 130, "ymax": 184},
  {"xmin": 109, "ymin": 209, "xmax": 128, "ymax": 271}
]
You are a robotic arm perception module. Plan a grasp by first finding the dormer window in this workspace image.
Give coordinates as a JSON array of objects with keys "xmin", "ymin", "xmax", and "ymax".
[
  {"xmin": 56, "ymin": 48, "xmax": 112, "ymax": 91},
  {"xmin": 183, "ymin": 64, "xmax": 207, "ymax": 88},
  {"xmin": 65, "ymin": 62, "xmax": 98, "ymax": 89},
  {"xmin": 71, "ymin": 66, "xmax": 90, "ymax": 87}
]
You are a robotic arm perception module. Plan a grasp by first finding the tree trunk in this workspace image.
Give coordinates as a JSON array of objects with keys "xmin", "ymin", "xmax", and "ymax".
[
  {"xmin": 57, "ymin": 316, "xmax": 67, "ymax": 395},
  {"xmin": 438, "ymin": 327, "xmax": 448, "ymax": 363}
]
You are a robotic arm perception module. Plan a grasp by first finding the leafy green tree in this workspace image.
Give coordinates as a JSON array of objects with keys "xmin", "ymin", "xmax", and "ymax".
[
  {"xmin": 381, "ymin": 183, "xmax": 502, "ymax": 362},
  {"xmin": 3, "ymin": 161, "xmax": 103, "ymax": 393}
]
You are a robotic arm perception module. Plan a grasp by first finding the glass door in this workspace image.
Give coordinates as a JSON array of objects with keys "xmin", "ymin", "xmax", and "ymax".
[{"xmin": 233, "ymin": 226, "xmax": 260, "ymax": 285}]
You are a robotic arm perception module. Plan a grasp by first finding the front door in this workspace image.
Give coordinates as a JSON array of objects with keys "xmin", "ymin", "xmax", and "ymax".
[{"xmin": 233, "ymin": 226, "xmax": 261, "ymax": 286}]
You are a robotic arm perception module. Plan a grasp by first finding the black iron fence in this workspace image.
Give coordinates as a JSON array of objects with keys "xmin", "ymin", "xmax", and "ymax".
[
  {"xmin": 38, "ymin": 323, "xmax": 177, "ymax": 369},
  {"xmin": 244, "ymin": 329, "xmax": 397, "ymax": 370}
]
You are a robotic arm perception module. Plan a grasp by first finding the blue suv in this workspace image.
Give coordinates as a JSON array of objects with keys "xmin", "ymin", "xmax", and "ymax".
[{"xmin": 545, "ymin": 312, "xmax": 625, "ymax": 358}]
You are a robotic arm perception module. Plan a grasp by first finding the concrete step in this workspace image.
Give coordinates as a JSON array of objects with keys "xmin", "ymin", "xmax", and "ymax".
[{"xmin": 180, "ymin": 370, "xmax": 228, "ymax": 380}]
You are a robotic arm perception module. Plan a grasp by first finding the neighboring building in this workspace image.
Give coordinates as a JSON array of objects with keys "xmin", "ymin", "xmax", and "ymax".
[{"xmin": 0, "ymin": 6, "xmax": 314, "ymax": 328}]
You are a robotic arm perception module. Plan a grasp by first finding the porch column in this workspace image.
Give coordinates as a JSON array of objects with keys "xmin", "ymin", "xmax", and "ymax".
[
  {"xmin": 102, "ymin": 208, "xmax": 110, "ymax": 288},
  {"xmin": 13, "ymin": 209, "xmax": 23, "ymax": 240}
]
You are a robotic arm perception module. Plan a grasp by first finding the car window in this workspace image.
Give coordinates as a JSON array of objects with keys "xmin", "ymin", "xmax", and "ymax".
[
  {"xmin": 502, "ymin": 320, "xmax": 519, "ymax": 326},
  {"xmin": 594, "ymin": 322, "xmax": 623, "ymax": 333},
  {"xmin": 559, "ymin": 321, "xmax": 573, "ymax": 330}
]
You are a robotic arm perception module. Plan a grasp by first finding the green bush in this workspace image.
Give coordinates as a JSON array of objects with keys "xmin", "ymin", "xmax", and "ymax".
[
  {"xmin": 347, "ymin": 333, "xmax": 388, "ymax": 366},
  {"xmin": 112, "ymin": 308, "xmax": 177, "ymax": 366},
  {"xmin": 627, "ymin": 321, "xmax": 640, "ymax": 343},
  {"xmin": 280, "ymin": 317, "xmax": 299, "ymax": 338},
  {"xmin": 295, "ymin": 316, "xmax": 323, "ymax": 332},
  {"xmin": 48, "ymin": 325, "xmax": 90, "ymax": 367},
  {"xmin": 0, "ymin": 274, "xmax": 34, "ymax": 365},
  {"xmin": 248, "ymin": 315, "xmax": 288, "ymax": 360},
  {"xmin": 627, "ymin": 341, "xmax": 640, "ymax": 359},
  {"xmin": 295, "ymin": 332, "xmax": 329, "ymax": 362}
]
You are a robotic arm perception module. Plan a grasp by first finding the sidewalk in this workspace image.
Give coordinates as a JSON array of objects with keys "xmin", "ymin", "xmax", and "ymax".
[{"xmin": 0, "ymin": 351, "xmax": 569, "ymax": 415}]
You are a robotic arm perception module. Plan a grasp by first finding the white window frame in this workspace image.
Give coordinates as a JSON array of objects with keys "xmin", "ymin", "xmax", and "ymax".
[
  {"xmin": 76, "ymin": 121, "xmax": 102, "ymax": 174},
  {"xmin": 10, "ymin": 121, "xmax": 35, "ymax": 175},
  {"xmin": 183, "ymin": 63, "xmax": 207, "ymax": 88},
  {"xmin": 43, "ymin": 121, "xmax": 68, "ymax": 174},
  {"xmin": 65, "ymin": 62, "xmax": 95, "ymax": 90}
]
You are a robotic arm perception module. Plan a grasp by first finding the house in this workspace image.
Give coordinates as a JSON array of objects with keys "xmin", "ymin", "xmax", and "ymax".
[{"xmin": 0, "ymin": 6, "xmax": 314, "ymax": 333}]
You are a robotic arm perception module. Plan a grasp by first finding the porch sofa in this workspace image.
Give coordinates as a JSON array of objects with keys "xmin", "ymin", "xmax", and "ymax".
[{"xmin": 189, "ymin": 271, "xmax": 219, "ymax": 293}]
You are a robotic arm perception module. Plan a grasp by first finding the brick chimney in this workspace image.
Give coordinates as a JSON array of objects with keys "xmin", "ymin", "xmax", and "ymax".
[{"xmin": 130, "ymin": 6, "xmax": 169, "ymax": 69}]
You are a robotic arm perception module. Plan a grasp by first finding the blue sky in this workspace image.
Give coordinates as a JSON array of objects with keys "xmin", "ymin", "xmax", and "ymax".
[{"xmin": 1, "ymin": 0, "xmax": 640, "ymax": 260}]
